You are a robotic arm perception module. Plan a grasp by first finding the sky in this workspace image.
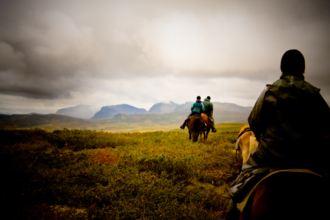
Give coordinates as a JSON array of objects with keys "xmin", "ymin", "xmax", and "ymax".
[{"xmin": 0, "ymin": 0, "xmax": 330, "ymax": 114}]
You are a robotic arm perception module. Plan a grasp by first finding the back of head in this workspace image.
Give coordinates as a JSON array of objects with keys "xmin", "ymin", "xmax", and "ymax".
[
  {"xmin": 280, "ymin": 49, "xmax": 305, "ymax": 76},
  {"xmin": 207, "ymin": 96, "xmax": 211, "ymax": 100}
]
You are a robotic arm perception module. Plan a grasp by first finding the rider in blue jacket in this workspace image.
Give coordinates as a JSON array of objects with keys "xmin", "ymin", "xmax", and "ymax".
[{"xmin": 180, "ymin": 96, "xmax": 205, "ymax": 129}]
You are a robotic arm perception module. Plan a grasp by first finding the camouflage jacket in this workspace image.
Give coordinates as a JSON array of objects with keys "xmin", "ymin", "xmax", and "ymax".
[
  {"xmin": 248, "ymin": 74, "xmax": 330, "ymax": 170},
  {"xmin": 202, "ymin": 98, "xmax": 213, "ymax": 115}
]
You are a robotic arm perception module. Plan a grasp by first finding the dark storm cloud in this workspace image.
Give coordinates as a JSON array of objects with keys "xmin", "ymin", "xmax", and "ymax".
[
  {"xmin": 0, "ymin": 0, "xmax": 329, "ymax": 102},
  {"xmin": 0, "ymin": 0, "xmax": 160, "ymax": 99}
]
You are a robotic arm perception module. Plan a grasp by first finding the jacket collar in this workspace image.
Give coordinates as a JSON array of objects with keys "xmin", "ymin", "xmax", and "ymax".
[{"xmin": 280, "ymin": 73, "xmax": 305, "ymax": 81}]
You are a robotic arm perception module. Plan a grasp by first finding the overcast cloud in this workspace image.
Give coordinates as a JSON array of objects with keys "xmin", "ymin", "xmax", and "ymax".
[{"xmin": 0, "ymin": 0, "xmax": 329, "ymax": 114}]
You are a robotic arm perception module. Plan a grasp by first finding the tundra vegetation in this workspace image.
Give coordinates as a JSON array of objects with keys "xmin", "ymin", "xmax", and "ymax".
[{"xmin": 0, "ymin": 123, "xmax": 243, "ymax": 219}]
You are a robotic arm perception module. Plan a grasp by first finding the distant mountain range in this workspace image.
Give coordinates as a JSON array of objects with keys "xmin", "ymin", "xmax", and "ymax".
[
  {"xmin": 0, "ymin": 101, "xmax": 253, "ymax": 131},
  {"xmin": 55, "ymin": 101, "xmax": 252, "ymax": 120}
]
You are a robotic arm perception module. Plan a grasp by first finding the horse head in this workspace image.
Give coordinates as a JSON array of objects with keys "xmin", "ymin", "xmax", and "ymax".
[{"xmin": 236, "ymin": 126, "xmax": 258, "ymax": 164}]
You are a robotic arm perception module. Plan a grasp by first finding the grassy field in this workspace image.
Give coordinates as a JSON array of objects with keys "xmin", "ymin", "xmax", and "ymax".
[{"xmin": 0, "ymin": 123, "xmax": 244, "ymax": 220}]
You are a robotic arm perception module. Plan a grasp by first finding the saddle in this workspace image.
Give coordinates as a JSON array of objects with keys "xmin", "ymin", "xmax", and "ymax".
[
  {"xmin": 230, "ymin": 167, "xmax": 270, "ymax": 203},
  {"xmin": 230, "ymin": 164, "xmax": 325, "ymax": 209}
]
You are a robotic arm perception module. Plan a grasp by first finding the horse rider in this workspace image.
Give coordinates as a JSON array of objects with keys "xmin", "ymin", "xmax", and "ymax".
[
  {"xmin": 203, "ymin": 96, "xmax": 217, "ymax": 132},
  {"xmin": 180, "ymin": 95, "xmax": 205, "ymax": 129},
  {"xmin": 226, "ymin": 49, "xmax": 330, "ymax": 220}
]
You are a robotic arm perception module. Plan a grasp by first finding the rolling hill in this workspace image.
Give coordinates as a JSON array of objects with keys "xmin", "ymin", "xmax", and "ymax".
[
  {"xmin": 0, "ymin": 114, "xmax": 89, "ymax": 129},
  {"xmin": 56, "ymin": 105, "xmax": 100, "ymax": 119}
]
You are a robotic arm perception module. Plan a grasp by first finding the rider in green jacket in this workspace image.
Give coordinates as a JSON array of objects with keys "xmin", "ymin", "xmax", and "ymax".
[
  {"xmin": 226, "ymin": 49, "xmax": 330, "ymax": 220},
  {"xmin": 246, "ymin": 50, "xmax": 330, "ymax": 171},
  {"xmin": 203, "ymin": 96, "xmax": 217, "ymax": 132}
]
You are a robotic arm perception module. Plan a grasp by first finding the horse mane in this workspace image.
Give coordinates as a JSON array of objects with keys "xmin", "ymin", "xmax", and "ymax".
[{"xmin": 238, "ymin": 124, "xmax": 251, "ymax": 138}]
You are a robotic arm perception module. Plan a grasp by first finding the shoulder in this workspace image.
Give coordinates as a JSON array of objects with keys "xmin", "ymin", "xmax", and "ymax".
[
  {"xmin": 271, "ymin": 79, "xmax": 320, "ymax": 95},
  {"xmin": 272, "ymin": 78, "xmax": 290, "ymax": 87},
  {"xmin": 302, "ymin": 81, "xmax": 320, "ymax": 94}
]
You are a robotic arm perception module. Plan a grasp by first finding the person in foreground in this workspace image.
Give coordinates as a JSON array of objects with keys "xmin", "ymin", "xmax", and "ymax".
[
  {"xmin": 226, "ymin": 49, "xmax": 330, "ymax": 220},
  {"xmin": 202, "ymin": 96, "xmax": 217, "ymax": 132},
  {"xmin": 180, "ymin": 96, "xmax": 205, "ymax": 129}
]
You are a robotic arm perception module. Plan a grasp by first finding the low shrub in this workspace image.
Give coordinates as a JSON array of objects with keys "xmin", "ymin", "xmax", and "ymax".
[{"xmin": 0, "ymin": 123, "xmax": 243, "ymax": 219}]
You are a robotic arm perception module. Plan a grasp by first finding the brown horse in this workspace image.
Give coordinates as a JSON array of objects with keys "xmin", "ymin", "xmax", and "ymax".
[
  {"xmin": 186, "ymin": 113, "xmax": 205, "ymax": 142},
  {"xmin": 235, "ymin": 125, "xmax": 329, "ymax": 220},
  {"xmin": 239, "ymin": 171, "xmax": 328, "ymax": 220},
  {"xmin": 201, "ymin": 113, "xmax": 211, "ymax": 142}
]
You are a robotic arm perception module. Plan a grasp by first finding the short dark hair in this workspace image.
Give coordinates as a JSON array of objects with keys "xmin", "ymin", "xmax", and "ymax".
[
  {"xmin": 280, "ymin": 49, "xmax": 305, "ymax": 75},
  {"xmin": 197, "ymin": 96, "xmax": 201, "ymax": 99},
  {"xmin": 207, "ymin": 96, "xmax": 211, "ymax": 100}
]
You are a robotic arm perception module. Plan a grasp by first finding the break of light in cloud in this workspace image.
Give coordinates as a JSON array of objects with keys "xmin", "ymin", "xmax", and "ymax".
[{"xmin": 0, "ymin": 0, "xmax": 329, "ymax": 113}]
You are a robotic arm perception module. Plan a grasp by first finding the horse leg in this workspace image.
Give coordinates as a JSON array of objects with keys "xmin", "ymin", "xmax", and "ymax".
[
  {"xmin": 205, "ymin": 129, "xmax": 209, "ymax": 143},
  {"xmin": 189, "ymin": 131, "xmax": 191, "ymax": 140}
]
